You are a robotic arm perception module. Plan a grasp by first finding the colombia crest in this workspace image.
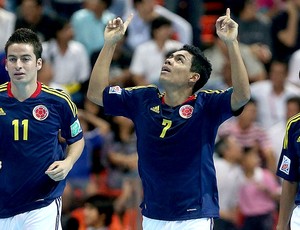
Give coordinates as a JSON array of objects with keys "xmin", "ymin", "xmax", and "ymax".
[
  {"xmin": 179, "ymin": 105, "xmax": 193, "ymax": 119},
  {"xmin": 33, "ymin": 105, "xmax": 49, "ymax": 121}
]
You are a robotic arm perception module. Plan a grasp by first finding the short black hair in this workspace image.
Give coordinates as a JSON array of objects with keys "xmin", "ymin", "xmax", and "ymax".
[
  {"xmin": 150, "ymin": 16, "xmax": 172, "ymax": 38},
  {"xmin": 214, "ymin": 135, "xmax": 230, "ymax": 158},
  {"xmin": 101, "ymin": 0, "xmax": 113, "ymax": 8},
  {"xmin": 5, "ymin": 28, "xmax": 43, "ymax": 59},
  {"xmin": 179, "ymin": 45, "xmax": 212, "ymax": 93},
  {"xmin": 85, "ymin": 194, "xmax": 114, "ymax": 226}
]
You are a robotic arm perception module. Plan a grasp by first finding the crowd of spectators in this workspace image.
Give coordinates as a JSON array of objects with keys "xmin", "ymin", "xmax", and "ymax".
[{"xmin": 1, "ymin": 0, "xmax": 300, "ymax": 229}]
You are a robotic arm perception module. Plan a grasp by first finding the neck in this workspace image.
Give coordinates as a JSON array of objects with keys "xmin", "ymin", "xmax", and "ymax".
[
  {"xmin": 164, "ymin": 89, "xmax": 193, "ymax": 107},
  {"xmin": 11, "ymin": 81, "xmax": 37, "ymax": 102},
  {"xmin": 57, "ymin": 40, "xmax": 68, "ymax": 54}
]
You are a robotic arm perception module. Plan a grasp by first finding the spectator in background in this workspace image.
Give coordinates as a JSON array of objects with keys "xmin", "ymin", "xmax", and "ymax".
[
  {"xmin": 124, "ymin": 0, "xmax": 192, "ymax": 52},
  {"xmin": 228, "ymin": 0, "xmax": 272, "ymax": 66},
  {"xmin": 271, "ymin": 0, "xmax": 300, "ymax": 62},
  {"xmin": 214, "ymin": 135, "xmax": 243, "ymax": 230},
  {"xmin": 204, "ymin": 31, "xmax": 267, "ymax": 88},
  {"xmin": 62, "ymin": 104, "xmax": 110, "ymax": 212},
  {"xmin": 0, "ymin": 0, "xmax": 16, "ymax": 51},
  {"xmin": 218, "ymin": 99, "xmax": 277, "ymax": 173},
  {"xmin": 0, "ymin": 51, "xmax": 9, "ymax": 84},
  {"xmin": 91, "ymin": 30, "xmax": 133, "ymax": 88},
  {"xmin": 129, "ymin": 16, "xmax": 183, "ymax": 89},
  {"xmin": 42, "ymin": 16, "xmax": 91, "ymax": 107},
  {"xmin": 83, "ymin": 194, "xmax": 115, "ymax": 230},
  {"xmin": 268, "ymin": 96, "xmax": 300, "ymax": 164},
  {"xmin": 238, "ymin": 146, "xmax": 281, "ymax": 230},
  {"xmin": 255, "ymin": 0, "xmax": 284, "ymax": 19},
  {"xmin": 163, "ymin": 0, "xmax": 203, "ymax": 47},
  {"xmin": 287, "ymin": 47, "xmax": 300, "ymax": 87},
  {"xmin": 15, "ymin": 0, "xmax": 59, "ymax": 42},
  {"xmin": 250, "ymin": 59, "xmax": 300, "ymax": 129},
  {"xmin": 50, "ymin": 0, "xmax": 84, "ymax": 19},
  {"xmin": 70, "ymin": 0, "xmax": 115, "ymax": 59}
]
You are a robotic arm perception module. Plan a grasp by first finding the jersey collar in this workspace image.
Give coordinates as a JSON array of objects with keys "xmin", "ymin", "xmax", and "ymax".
[
  {"xmin": 7, "ymin": 81, "xmax": 42, "ymax": 98},
  {"xmin": 161, "ymin": 94, "xmax": 197, "ymax": 105}
]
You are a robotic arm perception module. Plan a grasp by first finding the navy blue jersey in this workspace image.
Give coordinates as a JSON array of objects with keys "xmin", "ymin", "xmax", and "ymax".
[
  {"xmin": 103, "ymin": 85, "xmax": 235, "ymax": 221},
  {"xmin": 277, "ymin": 113, "xmax": 300, "ymax": 205},
  {"xmin": 0, "ymin": 82, "xmax": 83, "ymax": 218}
]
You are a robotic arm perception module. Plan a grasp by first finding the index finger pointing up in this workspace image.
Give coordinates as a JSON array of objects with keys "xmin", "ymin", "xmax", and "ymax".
[
  {"xmin": 123, "ymin": 13, "xmax": 134, "ymax": 31},
  {"xmin": 226, "ymin": 8, "xmax": 231, "ymax": 18}
]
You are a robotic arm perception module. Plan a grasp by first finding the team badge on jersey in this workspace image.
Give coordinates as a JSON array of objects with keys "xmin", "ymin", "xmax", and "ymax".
[
  {"xmin": 179, "ymin": 105, "xmax": 194, "ymax": 119},
  {"xmin": 109, "ymin": 86, "xmax": 122, "ymax": 95},
  {"xmin": 279, "ymin": 155, "xmax": 291, "ymax": 175},
  {"xmin": 33, "ymin": 105, "xmax": 49, "ymax": 121}
]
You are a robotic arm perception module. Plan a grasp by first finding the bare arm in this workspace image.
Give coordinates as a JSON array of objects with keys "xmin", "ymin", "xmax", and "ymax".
[
  {"xmin": 278, "ymin": 1, "xmax": 299, "ymax": 48},
  {"xmin": 87, "ymin": 15, "xmax": 133, "ymax": 106},
  {"xmin": 216, "ymin": 8, "xmax": 251, "ymax": 111},
  {"xmin": 277, "ymin": 179, "xmax": 298, "ymax": 230},
  {"xmin": 45, "ymin": 137, "xmax": 85, "ymax": 181}
]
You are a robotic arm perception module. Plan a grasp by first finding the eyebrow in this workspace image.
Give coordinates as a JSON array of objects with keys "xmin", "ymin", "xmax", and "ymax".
[
  {"xmin": 169, "ymin": 53, "xmax": 187, "ymax": 60},
  {"xmin": 7, "ymin": 54, "xmax": 32, "ymax": 58}
]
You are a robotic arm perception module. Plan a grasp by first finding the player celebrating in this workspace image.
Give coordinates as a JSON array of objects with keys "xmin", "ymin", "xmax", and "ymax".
[
  {"xmin": 87, "ymin": 9, "xmax": 250, "ymax": 230},
  {"xmin": 0, "ymin": 28, "xmax": 84, "ymax": 229}
]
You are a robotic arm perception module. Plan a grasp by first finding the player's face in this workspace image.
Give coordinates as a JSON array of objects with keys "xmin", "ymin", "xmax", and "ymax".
[
  {"xmin": 5, "ymin": 43, "xmax": 42, "ymax": 85},
  {"xmin": 160, "ymin": 50, "xmax": 194, "ymax": 88}
]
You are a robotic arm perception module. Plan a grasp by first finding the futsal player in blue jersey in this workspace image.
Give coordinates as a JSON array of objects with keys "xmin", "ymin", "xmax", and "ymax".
[
  {"xmin": 88, "ymin": 8, "xmax": 250, "ymax": 230},
  {"xmin": 276, "ymin": 113, "xmax": 300, "ymax": 230},
  {"xmin": 0, "ymin": 28, "xmax": 85, "ymax": 230}
]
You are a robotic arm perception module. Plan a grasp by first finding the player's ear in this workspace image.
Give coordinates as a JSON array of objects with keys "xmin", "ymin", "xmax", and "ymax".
[
  {"xmin": 37, "ymin": 58, "xmax": 42, "ymax": 70},
  {"xmin": 190, "ymin": 73, "xmax": 200, "ymax": 83}
]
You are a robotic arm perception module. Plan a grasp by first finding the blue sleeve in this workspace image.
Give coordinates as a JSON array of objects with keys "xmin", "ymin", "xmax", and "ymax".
[
  {"xmin": 103, "ymin": 85, "xmax": 156, "ymax": 119},
  {"xmin": 277, "ymin": 121, "xmax": 300, "ymax": 182},
  {"xmin": 60, "ymin": 94, "xmax": 83, "ymax": 145}
]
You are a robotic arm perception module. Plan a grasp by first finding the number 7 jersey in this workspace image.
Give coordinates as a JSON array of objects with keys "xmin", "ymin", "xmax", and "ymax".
[
  {"xmin": 103, "ymin": 85, "xmax": 236, "ymax": 221},
  {"xmin": 0, "ymin": 82, "xmax": 83, "ymax": 218}
]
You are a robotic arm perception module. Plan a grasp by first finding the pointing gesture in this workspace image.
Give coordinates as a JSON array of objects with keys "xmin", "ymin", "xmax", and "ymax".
[
  {"xmin": 104, "ymin": 14, "xmax": 133, "ymax": 45},
  {"xmin": 215, "ymin": 8, "xmax": 238, "ymax": 43}
]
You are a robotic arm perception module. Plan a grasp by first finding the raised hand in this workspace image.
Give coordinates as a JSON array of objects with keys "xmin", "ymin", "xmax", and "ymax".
[
  {"xmin": 104, "ymin": 14, "xmax": 133, "ymax": 46},
  {"xmin": 215, "ymin": 8, "xmax": 238, "ymax": 43}
]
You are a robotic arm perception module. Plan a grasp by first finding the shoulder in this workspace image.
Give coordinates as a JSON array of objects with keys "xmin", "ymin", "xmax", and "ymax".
[
  {"xmin": 197, "ymin": 88, "xmax": 231, "ymax": 96},
  {"xmin": 124, "ymin": 84, "xmax": 158, "ymax": 93},
  {"xmin": 286, "ymin": 113, "xmax": 300, "ymax": 132},
  {"xmin": 41, "ymin": 84, "xmax": 77, "ymax": 114},
  {"xmin": 0, "ymin": 82, "xmax": 8, "ymax": 94}
]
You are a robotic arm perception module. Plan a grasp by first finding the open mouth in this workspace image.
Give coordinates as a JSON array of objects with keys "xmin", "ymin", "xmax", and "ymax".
[{"xmin": 161, "ymin": 66, "xmax": 171, "ymax": 73}]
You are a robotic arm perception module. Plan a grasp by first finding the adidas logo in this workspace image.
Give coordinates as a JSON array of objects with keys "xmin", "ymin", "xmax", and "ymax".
[
  {"xmin": 0, "ymin": 108, "xmax": 6, "ymax": 115},
  {"xmin": 150, "ymin": 105, "xmax": 160, "ymax": 113}
]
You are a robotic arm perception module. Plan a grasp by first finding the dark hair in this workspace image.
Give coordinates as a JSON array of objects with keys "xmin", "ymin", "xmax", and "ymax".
[
  {"xmin": 133, "ymin": 0, "xmax": 143, "ymax": 7},
  {"xmin": 53, "ymin": 17, "xmax": 69, "ymax": 35},
  {"xmin": 21, "ymin": 0, "xmax": 43, "ymax": 6},
  {"xmin": 85, "ymin": 194, "xmax": 114, "ymax": 226},
  {"xmin": 150, "ymin": 16, "xmax": 172, "ymax": 38},
  {"xmin": 214, "ymin": 135, "xmax": 230, "ymax": 158},
  {"xmin": 101, "ymin": 0, "xmax": 113, "ymax": 8},
  {"xmin": 5, "ymin": 28, "xmax": 43, "ymax": 59},
  {"xmin": 179, "ymin": 45, "xmax": 212, "ymax": 93}
]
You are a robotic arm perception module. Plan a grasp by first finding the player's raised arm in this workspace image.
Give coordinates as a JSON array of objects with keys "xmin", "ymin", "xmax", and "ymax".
[
  {"xmin": 87, "ymin": 14, "xmax": 133, "ymax": 106},
  {"xmin": 216, "ymin": 8, "xmax": 250, "ymax": 111}
]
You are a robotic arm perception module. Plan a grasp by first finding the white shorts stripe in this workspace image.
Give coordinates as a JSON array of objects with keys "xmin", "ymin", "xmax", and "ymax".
[{"xmin": 142, "ymin": 216, "xmax": 214, "ymax": 230}]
